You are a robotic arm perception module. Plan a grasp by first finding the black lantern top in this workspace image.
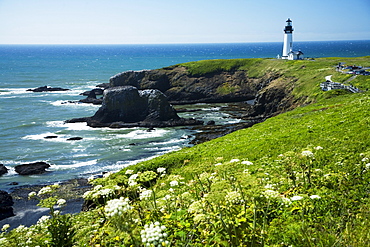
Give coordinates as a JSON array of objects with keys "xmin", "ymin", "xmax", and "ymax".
[{"xmin": 284, "ymin": 18, "xmax": 293, "ymax": 33}]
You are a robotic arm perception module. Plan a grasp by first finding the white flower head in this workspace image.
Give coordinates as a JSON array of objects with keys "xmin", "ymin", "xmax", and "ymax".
[
  {"xmin": 141, "ymin": 222, "xmax": 168, "ymax": 246},
  {"xmin": 314, "ymin": 146, "xmax": 323, "ymax": 150},
  {"xmin": 214, "ymin": 163, "xmax": 223, "ymax": 166},
  {"xmin": 37, "ymin": 186, "xmax": 53, "ymax": 196},
  {"xmin": 242, "ymin": 160, "xmax": 253, "ymax": 165},
  {"xmin": 309, "ymin": 195, "xmax": 321, "ymax": 199},
  {"xmin": 56, "ymin": 199, "xmax": 66, "ymax": 207},
  {"xmin": 169, "ymin": 180, "xmax": 179, "ymax": 187},
  {"xmin": 125, "ymin": 169, "xmax": 134, "ymax": 175},
  {"xmin": 290, "ymin": 195, "xmax": 304, "ymax": 201},
  {"xmin": 139, "ymin": 189, "xmax": 153, "ymax": 200},
  {"xmin": 28, "ymin": 191, "xmax": 37, "ymax": 198},
  {"xmin": 301, "ymin": 150, "xmax": 314, "ymax": 158},
  {"xmin": 104, "ymin": 197, "xmax": 132, "ymax": 217},
  {"xmin": 230, "ymin": 158, "xmax": 240, "ymax": 163},
  {"xmin": 157, "ymin": 167, "xmax": 166, "ymax": 174},
  {"xmin": 1, "ymin": 224, "xmax": 10, "ymax": 232},
  {"xmin": 37, "ymin": 215, "xmax": 50, "ymax": 225},
  {"xmin": 262, "ymin": 190, "xmax": 280, "ymax": 199}
]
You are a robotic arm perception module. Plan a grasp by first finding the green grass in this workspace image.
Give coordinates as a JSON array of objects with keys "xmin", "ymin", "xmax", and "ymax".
[{"xmin": 1, "ymin": 57, "xmax": 370, "ymax": 246}]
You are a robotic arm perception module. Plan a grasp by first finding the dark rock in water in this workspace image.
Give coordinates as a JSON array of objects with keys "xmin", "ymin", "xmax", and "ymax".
[
  {"xmin": 207, "ymin": 120, "xmax": 216, "ymax": 125},
  {"xmin": 68, "ymin": 86, "xmax": 203, "ymax": 128},
  {"xmin": 81, "ymin": 88, "xmax": 104, "ymax": 96},
  {"xmin": 14, "ymin": 162, "xmax": 50, "ymax": 175},
  {"xmin": 0, "ymin": 190, "xmax": 14, "ymax": 220},
  {"xmin": 67, "ymin": 137, "xmax": 83, "ymax": 141},
  {"xmin": 96, "ymin": 83, "xmax": 110, "ymax": 89},
  {"xmin": 44, "ymin": 135, "xmax": 58, "ymax": 139},
  {"xmin": 0, "ymin": 164, "xmax": 8, "ymax": 176},
  {"xmin": 8, "ymin": 182, "xmax": 18, "ymax": 185},
  {"xmin": 27, "ymin": 86, "xmax": 69, "ymax": 92}
]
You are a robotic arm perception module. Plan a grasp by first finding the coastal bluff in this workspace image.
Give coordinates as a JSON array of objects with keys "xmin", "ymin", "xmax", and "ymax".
[{"xmin": 108, "ymin": 64, "xmax": 293, "ymax": 118}]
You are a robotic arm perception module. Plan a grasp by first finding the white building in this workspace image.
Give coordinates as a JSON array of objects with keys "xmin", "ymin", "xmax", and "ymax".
[{"xmin": 281, "ymin": 18, "xmax": 304, "ymax": 60}]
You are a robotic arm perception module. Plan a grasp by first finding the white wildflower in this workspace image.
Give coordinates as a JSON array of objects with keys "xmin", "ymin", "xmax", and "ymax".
[
  {"xmin": 281, "ymin": 197, "xmax": 292, "ymax": 206},
  {"xmin": 139, "ymin": 189, "xmax": 153, "ymax": 200},
  {"xmin": 230, "ymin": 158, "xmax": 240, "ymax": 163},
  {"xmin": 225, "ymin": 191, "xmax": 244, "ymax": 204},
  {"xmin": 309, "ymin": 195, "xmax": 321, "ymax": 199},
  {"xmin": 365, "ymin": 163, "xmax": 370, "ymax": 170},
  {"xmin": 104, "ymin": 197, "xmax": 132, "ymax": 217},
  {"xmin": 169, "ymin": 180, "xmax": 179, "ymax": 187},
  {"xmin": 37, "ymin": 186, "xmax": 53, "ymax": 196},
  {"xmin": 242, "ymin": 160, "xmax": 253, "ymax": 165},
  {"xmin": 1, "ymin": 224, "xmax": 10, "ymax": 232},
  {"xmin": 301, "ymin": 150, "xmax": 314, "ymax": 157},
  {"xmin": 157, "ymin": 167, "xmax": 166, "ymax": 174},
  {"xmin": 128, "ymin": 174, "xmax": 138, "ymax": 187},
  {"xmin": 264, "ymin": 184, "xmax": 275, "ymax": 189},
  {"xmin": 314, "ymin": 146, "xmax": 323, "ymax": 150},
  {"xmin": 125, "ymin": 169, "xmax": 134, "ymax": 175},
  {"xmin": 262, "ymin": 190, "xmax": 280, "ymax": 199},
  {"xmin": 290, "ymin": 195, "xmax": 304, "ymax": 201},
  {"xmin": 214, "ymin": 163, "xmax": 223, "ymax": 166},
  {"xmin": 56, "ymin": 199, "xmax": 66, "ymax": 207},
  {"xmin": 141, "ymin": 222, "xmax": 168, "ymax": 246},
  {"xmin": 37, "ymin": 215, "xmax": 50, "ymax": 225},
  {"xmin": 362, "ymin": 157, "xmax": 369, "ymax": 162},
  {"xmin": 28, "ymin": 191, "xmax": 37, "ymax": 199},
  {"xmin": 97, "ymin": 188, "xmax": 113, "ymax": 197}
]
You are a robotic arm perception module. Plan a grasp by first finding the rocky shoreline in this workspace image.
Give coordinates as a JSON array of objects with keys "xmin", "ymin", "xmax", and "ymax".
[{"xmin": 1, "ymin": 63, "xmax": 296, "ymax": 225}]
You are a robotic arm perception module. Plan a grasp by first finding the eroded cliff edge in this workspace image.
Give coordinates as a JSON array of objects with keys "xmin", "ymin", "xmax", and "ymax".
[{"xmin": 108, "ymin": 64, "xmax": 297, "ymax": 119}]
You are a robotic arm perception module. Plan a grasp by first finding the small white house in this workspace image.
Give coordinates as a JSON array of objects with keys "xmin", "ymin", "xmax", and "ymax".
[{"xmin": 288, "ymin": 50, "xmax": 304, "ymax": 60}]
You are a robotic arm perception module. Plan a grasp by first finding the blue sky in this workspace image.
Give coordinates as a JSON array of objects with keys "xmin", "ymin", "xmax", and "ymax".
[{"xmin": 0, "ymin": 0, "xmax": 369, "ymax": 44}]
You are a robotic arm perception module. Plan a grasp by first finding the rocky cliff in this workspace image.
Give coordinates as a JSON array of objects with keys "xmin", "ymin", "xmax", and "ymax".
[{"xmin": 109, "ymin": 65, "xmax": 295, "ymax": 118}]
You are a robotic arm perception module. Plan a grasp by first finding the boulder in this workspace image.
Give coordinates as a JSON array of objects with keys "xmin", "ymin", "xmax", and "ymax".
[
  {"xmin": 89, "ymin": 86, "xmax": 180, "ymax": 124},
  {"xmin": 0, "ymin": 164, "xmax": 8, "ymax": 176},
  {"xmin": 14, "ymin": 162, "xmax": 50, "ymax": 175},
  {"xmin": 67, "ymin": 86, "xmax": 203, "ymax": 128},
  {"xmin": 67, "ymin": 137, "xmax": 83, "ymax": 141},
  {"xmin": 27, "ymin": 86, "xmax": 69, "ymax": 92},
  {"xmin": 0, "ymin": 190, "xmax": 14, "ymax": 220}
]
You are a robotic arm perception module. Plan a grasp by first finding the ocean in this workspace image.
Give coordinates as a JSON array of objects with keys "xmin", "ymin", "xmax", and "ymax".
[{"xmin": 1, "ymin": 40, "xmax": 369, "ymax": 190}]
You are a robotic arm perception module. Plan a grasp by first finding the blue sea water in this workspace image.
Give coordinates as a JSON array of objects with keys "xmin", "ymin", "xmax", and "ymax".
[{"xmin": 0, "ymin": 41, "xmax": 369, "ymax": 190}]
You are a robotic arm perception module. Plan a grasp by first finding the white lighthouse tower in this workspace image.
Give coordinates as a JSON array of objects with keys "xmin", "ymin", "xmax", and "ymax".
[{"xmin": 282, "ymin": 18, "xmax": 293, "ymax": 59}]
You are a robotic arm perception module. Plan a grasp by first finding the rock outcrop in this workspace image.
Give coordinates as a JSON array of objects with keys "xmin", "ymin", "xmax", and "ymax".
[
  {"xmin": 0, "ymin": 190, "xmax": 14, "ymax": 220},
  {"xmin": 14, "ymin": 162, "xmax": 50, "ymax": 175},
  {"xmin": 27, "ymin": 86, "xmax": 69, "ymax": 92},
  {"xmin": 0, "ymin": 164, "xmax": 8, "ymax": 176},
  {"xmin": 67, "ymin": 86, "xmax": 203, "ymax": 128},
  {"xmin": 108, "ymin": 66, "xmax": 296, "ymax": 119},
  {"xmin": 109, "ymin": 67, "xmax": 261, "ymax": 104}
]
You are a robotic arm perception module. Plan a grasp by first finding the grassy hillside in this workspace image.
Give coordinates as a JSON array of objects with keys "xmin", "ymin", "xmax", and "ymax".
[{"xmin": 1, "ymin": 57, "xmax": 370, "ymax": 246}]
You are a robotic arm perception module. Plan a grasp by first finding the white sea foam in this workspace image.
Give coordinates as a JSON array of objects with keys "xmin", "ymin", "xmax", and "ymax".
[
  {"xmin": 115, "ymin": 129, "xmax": 169, "ymax": 140},
  {"xmin": 49, "ymin": 159, "xmax": 98, "ymax": 170},
  {"xmin": 0, "ymin": 88, "xmax": 30, "ymax": 96}
]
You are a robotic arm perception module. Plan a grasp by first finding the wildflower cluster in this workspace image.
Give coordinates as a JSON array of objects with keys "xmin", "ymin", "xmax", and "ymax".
[
  {"xmin": 140, "ymin": 222, "xmax": 169, "ymax": 246},
  {"xmin": 83, "ymin": 185, "xmax": 114, "ymax": 201},
  {"xmin": 104, "ymin": 197, "xmax": 132, "ymax": 217}
]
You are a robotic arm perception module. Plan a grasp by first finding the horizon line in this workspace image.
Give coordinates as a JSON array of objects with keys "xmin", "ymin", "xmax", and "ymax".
[{"xmin": 0, "ymin": 39, "xmax": 369, "ymax": 46}]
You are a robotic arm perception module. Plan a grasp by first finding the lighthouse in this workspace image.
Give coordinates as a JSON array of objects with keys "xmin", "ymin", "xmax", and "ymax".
[
  {"xmin": 281, "ymin": 18, "xmax": 303, "ymax": 60},
  {"xmin": 282, "ymin": 18, "xmax": 293, "ymax": 59}
]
